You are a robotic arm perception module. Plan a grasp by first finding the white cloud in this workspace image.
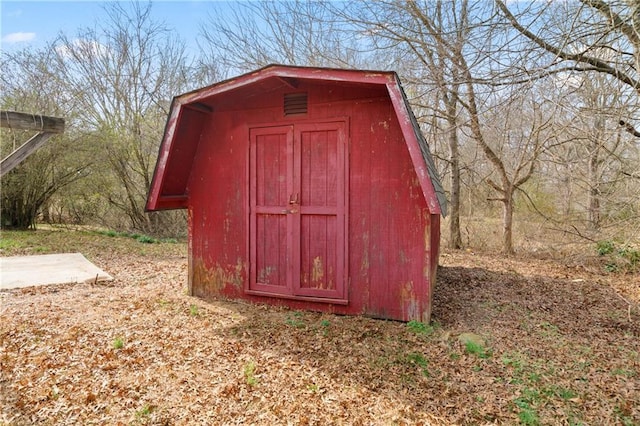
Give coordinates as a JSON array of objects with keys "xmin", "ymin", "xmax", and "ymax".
[
  {"xmin": 55, "ymin": 38, "xmax": 109, "ymax": 59},
  {"xmin": 2, "ymin": 32, "xmax": 36, "ymax": 44}
]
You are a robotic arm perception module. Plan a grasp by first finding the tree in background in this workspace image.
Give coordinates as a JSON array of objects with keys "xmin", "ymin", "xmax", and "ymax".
[
  {"xmin": 339, "ymin": 0, "xmax": 563, "ymax": 253},
  {"xmin": 50, "ymin": 3, "xmax": 197, "ymax": 235},
  {"xmin": 199, "ymin": 0, "xmax": 373, "ymax": 73},
  {"xmin": 495, "ymin": 0, "xmax": 639, "ymax": 97},
  {"xmin": 1, "ymin": 0, "xmax": 637, "ymax": 250},
  {"xmin": 345, "ymin": 0, "xmax": 471, "ymax": 250},
  {"xmin": 0, "ymin": 47, "xmax": 91, "ymax": 229},
  {"xmin": 496, "ymin": 0, "xmax": 640, "ymax": 242}
]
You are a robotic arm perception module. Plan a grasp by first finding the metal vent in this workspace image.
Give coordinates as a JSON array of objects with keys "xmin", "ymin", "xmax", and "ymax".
[{"xmin": 284, "ymin": 93, "xmax": 308, "ymax": 115}]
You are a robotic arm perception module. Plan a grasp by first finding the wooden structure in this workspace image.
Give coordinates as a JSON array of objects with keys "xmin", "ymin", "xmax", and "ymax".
[
  {"xmin": 146, "ymin": 65, "xmax": 447, "ymax": 322},
  {"xmin": 0, "ymin": 110, "xmax": 65, "ymax": 177}
]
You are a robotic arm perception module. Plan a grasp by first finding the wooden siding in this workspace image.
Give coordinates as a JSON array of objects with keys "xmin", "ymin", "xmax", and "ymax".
[{"xmin": 185, "ymin": 81, "xmax": 434, "ymax": 321}]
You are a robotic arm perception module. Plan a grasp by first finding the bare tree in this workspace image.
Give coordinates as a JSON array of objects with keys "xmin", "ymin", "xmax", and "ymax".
[
  {"xmin": 327, "ymin": 0, "xmax": 483, "ymax": 249},
  {"xmin": 1, "ymin": 47, "xmax": 90, "ymax": 229},
  {"xmin": 341, "ymin": 0, "xmax": 562, "ymax": 253},
  {"xmin": 51, "ymin": 3, "xmax": 196, "ymax": 234},
  {"xmin": 199, "ymin": 0, "xmax": 373, "ymax": 73},
  {"xmin": 496, "ymin": 0, "xmax": 640, "ymax": 242},
  {"xmin": 495, "ymin": 0, "xmax": 640, "ymax": 135}
]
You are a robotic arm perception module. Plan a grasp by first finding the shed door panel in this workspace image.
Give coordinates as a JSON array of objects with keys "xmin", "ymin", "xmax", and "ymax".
[
  {"xmin": 249, "ymin": 122, "xmax": 346, "ymax": 301},
  {"xmin": 295, "ymin": 124, "xmax": 345, "ymax": 299},
  {"xmin": 250, "ymin": 127, "xmax": 293, "ymax": 295}
]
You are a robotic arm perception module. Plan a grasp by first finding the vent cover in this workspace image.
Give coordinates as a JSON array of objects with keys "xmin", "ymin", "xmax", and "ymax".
[{"xmin": 284, "ymin": 93, "xmax": 308, "ymax": 115}]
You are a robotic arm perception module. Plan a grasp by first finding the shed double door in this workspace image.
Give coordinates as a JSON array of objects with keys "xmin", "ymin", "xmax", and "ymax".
[{"xmin": 249, "ymin": 122, "xmax": 347, "ymax": 301}]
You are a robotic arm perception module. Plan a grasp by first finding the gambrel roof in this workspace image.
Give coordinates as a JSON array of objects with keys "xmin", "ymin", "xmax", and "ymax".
[{"xmin": 146, "ymin": 64, "xmax": 447, "ymax": 216}]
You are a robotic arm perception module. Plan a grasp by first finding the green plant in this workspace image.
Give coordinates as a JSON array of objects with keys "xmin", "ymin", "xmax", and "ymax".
[
  {"xmin": 538, "ymin": 321, "xmax": 560, "ymax": 337},
  {"xmin": 502, "ymin": 353, "xmax": 524, "ymax": 370},
  {"xmin": 614, "ymin": 404, "xmax": 634, "ymax": 426},
  {"xmin": 244, "ymin": 361, "xmax": 257, "ymax": 386},
  {"xmin": 605, "ymin": 262, "xmax": 619, "ymax": 273},
  {"xmin": 596, "ymin": 240, "xmax": 615, "ymax": 256},
  {"xmin": 93, "ymin": 229, "xmax": 164, "ymax": 244},
  {"xmin": 557, "ymin": 387, "xmax": 577, "ymax": 400},
  {"xmin": 189, "ymin": 304, "xmax": 199, "ymax": 316},
  {"xmin": 135, "ymin": 404, "xmax": 153, "ymax": 419},
  {"xmin": 596, "ymin": 240, "xmax": 640, "ymax": 273},
  {"xmin": 465, "ymin": 341, "xmax": 492, "ymax": 359},
  {"xmin": 618, "ymin": 246, "xmax": 640, "ymax": 271},
  {"xmin": 406, "ymin": 352, "xmax": 430, "ymax": 377},
  {"xmin": 319, "ymin": 319, "xmax": 331, "ymax": 336},
  {"xmin": 611, "ymin": 368, "xmax": 636, "ymax": 377},
  {"xmin": 518, "ymin": 407, "xmax": 540, "ymax": 426},
  {"xmin": 407, "ymin": 320, "xmax": 435, "ymax": 335},
  {"xmin": 527, "ymin": 372, "xmax": 541, "ymax": 383},
  {"xmin": 514, "ymin": 392, "xmax": 541, "ymax": 426},
  {"xmin": 136, "ymin": 235, "xmax": 156, "ymax": 244},
  {"xmin": 285, "ymin": 312, "xmax": 305, "ymax": 328},
  {"xmin": 0, "ymin": 238, "xmax": 22, "ymax": 250},
  {"xmin": 112, "ymin": 337, "xmax": 124, "ymax": 349}
]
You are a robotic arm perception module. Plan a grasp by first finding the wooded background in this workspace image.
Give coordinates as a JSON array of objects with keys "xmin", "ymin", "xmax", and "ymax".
[{"xmin": 1, "ymin": 1, "xmax": 638, "ymax": 257}]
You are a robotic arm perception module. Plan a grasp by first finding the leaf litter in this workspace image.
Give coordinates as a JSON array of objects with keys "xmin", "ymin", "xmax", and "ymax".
[{"xmin": 1, "ymin": 231, "xmax": 638, "ymax": 425}]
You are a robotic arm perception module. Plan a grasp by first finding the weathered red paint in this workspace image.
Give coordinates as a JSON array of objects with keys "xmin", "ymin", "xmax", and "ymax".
[{"xmin": 147, "ymin": 65, "xmax": 446, "ymax": 322}]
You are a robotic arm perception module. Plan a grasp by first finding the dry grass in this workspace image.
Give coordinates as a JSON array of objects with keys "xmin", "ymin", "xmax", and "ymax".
[{"xmin": 1, "ymin": 228, "xmax": 639, "ymax": 425}]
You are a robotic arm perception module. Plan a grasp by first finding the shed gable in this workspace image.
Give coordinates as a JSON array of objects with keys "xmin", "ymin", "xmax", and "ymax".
[{"xmin": 146, "ymin": 65, "xmax": 446, "ymax": 217}]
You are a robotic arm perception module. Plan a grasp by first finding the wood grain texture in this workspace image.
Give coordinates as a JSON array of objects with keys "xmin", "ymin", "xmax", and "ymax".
[
  {"xmin": 0, "ymin": 110, "xmax": 64, "ymax": 133},
  {"xmin": 150, "ymin": 67, "xmax": 444, "ymax": 322},
  {"xmin": 1, "ymin": 132, "xmax": 54, "ymax": 177}
]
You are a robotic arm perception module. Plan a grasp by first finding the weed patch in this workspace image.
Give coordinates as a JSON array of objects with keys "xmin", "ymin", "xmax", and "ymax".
[
  {"xmin": 112, "ymin": 337, "xmax": 124, "ymax": 350},
  {"xmin": 285, "ymin": 311, "xmax": 306, "ymax": 328},
  {"xmin": 596, "ymin": 240, "xmax": 640, "ymax": 273},
  {"xmin": 94, "ymin": 229, "xmax": 179, "ymax": 244},
  {"xmin": 244, "ymin": 361, "xmax": 258, "ymax": 386},
  {"xmin": 465, "ymin": 341, "xmax": 492, "ymax": 359},
  {"xmin": 405, "ymin": 352, "xmax": 430, "ymax": 377},
  {"xmin": 406, "ymin": 320, "xmax": 436, "ymax": 335},
  {"xmin": 189, "ymin": 304, "xmax": 199, "ymax": 317}
]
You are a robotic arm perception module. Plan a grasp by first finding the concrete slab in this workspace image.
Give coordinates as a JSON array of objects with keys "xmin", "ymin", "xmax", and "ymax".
[{"xmin": 0, "ymin": 253, "xmax": 113, "ymax": 290}]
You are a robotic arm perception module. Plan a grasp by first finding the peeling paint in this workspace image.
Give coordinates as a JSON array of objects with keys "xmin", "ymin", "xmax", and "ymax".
[
  {"xmin": 399, "ymin": 281, "xmax": 419, "ymax": 320},
  {"xmin": 312, "ymin": 256, "xmax": 324, "ymax": 283},
  {"xmin": 192, "ymin": 258, "xmax": 245, "ymax": 297},
  {"xmin": 424, "ymin": 223, "xmax": 431, "ymax": 280},
  {"xmin": 361, "ymin": 231, "xmax": 370, "ymax": 275},
  {"xmin": 258, "ymin": 266, "xmax": 277, "ymax": 284}
]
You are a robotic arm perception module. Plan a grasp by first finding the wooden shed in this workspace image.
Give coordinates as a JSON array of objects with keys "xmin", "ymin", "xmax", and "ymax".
[{"xmin": 146, "ymin": 65, "xmax": 447, "ymax": 322}]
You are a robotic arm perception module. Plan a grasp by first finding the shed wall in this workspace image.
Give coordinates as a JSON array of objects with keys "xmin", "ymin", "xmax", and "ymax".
[{"xmin": 187, "ymin": 82, "xmax": 436, "ymax": 321}]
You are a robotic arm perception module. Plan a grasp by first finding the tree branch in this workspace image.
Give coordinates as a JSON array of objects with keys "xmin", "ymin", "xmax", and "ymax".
[
  {"xmin": 619, "ymin": 120, "xmax": 640, "ymax": 137},
  {"xmin": 495, "ymin": 0, "xmax": 640, "ymax": 94}
]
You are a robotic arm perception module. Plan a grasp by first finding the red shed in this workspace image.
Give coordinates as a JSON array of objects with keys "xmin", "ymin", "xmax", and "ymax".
[{"xmin": 146, "ymin": 65, "xmax": 447, "ymax": 322}]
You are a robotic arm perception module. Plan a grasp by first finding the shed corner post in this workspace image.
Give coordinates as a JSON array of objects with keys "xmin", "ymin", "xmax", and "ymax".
[{"xmin": 187, "ymin": 206, "xmax": 195, "ymax": 296}]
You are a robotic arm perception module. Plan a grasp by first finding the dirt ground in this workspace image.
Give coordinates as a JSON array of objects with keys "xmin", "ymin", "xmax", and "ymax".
[{"xmin": 1, "ymin": 230, "xmax": 638, "ymax": 425}]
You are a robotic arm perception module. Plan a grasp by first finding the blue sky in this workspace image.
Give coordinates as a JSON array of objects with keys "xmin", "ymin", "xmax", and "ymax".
[{"xmin": 1, "ymin": 1, "xmax": 216, "ymax": 55}]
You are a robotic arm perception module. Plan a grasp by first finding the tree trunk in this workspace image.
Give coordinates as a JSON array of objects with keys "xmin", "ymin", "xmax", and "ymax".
[
  {"xmin": 587, "ymin": 117, "xmax": 604, "ymax": 230},
  {"xmin": 447, "ymin": 114, "xmax": 463, "ymax": 249},
  {"xmin": 502, "ymin": 190, "xmax": 515, "ymax": 255},
  {"xmin": 588, "ymin": 155, "xmax": 600, "ymax": 230}
]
